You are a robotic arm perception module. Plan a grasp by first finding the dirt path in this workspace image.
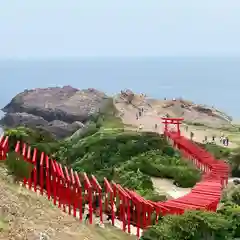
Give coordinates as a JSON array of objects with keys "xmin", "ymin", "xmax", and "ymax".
[{"xmin": 151, "ymin": 178, "xmax": 191, "ymax": 199}]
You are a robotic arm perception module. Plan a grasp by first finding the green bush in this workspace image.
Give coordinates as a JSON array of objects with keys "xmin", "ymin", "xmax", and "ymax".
[
  {"xmin": 138, "ymin": 189, "xmax": 167, "ymax": 202},
  {"xmin": 130, "ymin": 151, "xmax": 200, "ymax": 188},
  {"xmin": 5, "ymin": 152, "xmax": 33, "ymax": 182},
  {"xmin": 116, "ymin": 169, "xmax": 154, "ymax": 191},
  {"xmin": 173, "ymin": 167, "xmax": 201, "ymax": 187},
  {"xmin": 141, "ymin": 210, "xmax": 233, "ymax": 240}
]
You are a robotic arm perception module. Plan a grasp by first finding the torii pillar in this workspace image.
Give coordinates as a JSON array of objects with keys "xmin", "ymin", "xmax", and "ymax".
[{"xmin": 161, "ymin": 117, "xmax": 184, "ymax": 136}]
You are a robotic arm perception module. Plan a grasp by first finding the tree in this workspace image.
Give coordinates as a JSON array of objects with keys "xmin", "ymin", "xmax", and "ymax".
[{"xmin": 5, "ymin": 126, "xmax": 30, "ymax": 150}]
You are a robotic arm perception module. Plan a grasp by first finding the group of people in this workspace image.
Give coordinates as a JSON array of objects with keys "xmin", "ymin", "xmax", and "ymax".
[
  {"xmin": 183, "ymin": 123, "xmax": 230, "ymax": 147},
  {"xmin": 203, "ymin": 135, "xmax": 216, "ymax": 144},
  {"xmin": 202, "ymin": 133, "xmax": 229, "ymax": 146}
]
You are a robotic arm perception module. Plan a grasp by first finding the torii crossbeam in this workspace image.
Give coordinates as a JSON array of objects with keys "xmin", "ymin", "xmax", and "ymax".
[{"xmin": 161, "ymin": 117, "xmax": 184, "ymax": 136}]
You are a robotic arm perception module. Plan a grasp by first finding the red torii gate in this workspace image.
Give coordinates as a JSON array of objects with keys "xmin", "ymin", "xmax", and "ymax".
[{"xmin": 161, "ymin": 117, "xmax": 184, "ymax": 136}]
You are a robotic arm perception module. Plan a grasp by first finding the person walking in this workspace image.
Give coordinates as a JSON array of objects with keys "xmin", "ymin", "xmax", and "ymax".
[
  {"xmin": 190, "ymin": 131, "xmax": 194, "ymax": 141},
  {"xmin": 220, "ymin": 132, "xmax": 224, "ymax": 143},
  {"xmin": 225, "ymin": 136, "xmax": 229, "ymax": 146},
  {"xmin": 106, "ymin": 203, "xmax": 117, "ymax": 221},
  {"xmin": 84, "ymin": 204, "xmax": 90, "ymax": 223},
  {"xmin": 223, "ymin": 137, "xmax": 226, "ymax": 146}
]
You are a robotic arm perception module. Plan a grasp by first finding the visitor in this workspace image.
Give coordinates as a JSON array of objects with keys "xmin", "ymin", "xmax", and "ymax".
[
  {"xmin": 220, "ymin": 132, "xmax": 224, "ymax": 143},
  {"xmin": 204, "ymin": 136, "xmax": 207, "ymax": 143},
  {"xmin": 106, "ymin": 202, "xmax": 117, "ymax": 221},
  {"xmin": 93, "ymin": 194, "xmax": 100, "ymax": 216},
  {"xmin": 155, "ymin": 124, "xmax": 158, "ymax": 130},
  {"xmin": 223, "ymin": 137, "xmax": 226, "ymax": 146},
  {"xmin": 190, "ymin": 132, "xmax": 194, "ymax": 141},
  {"xmin": 138, "ymin": 124, "xmax": 143, "ymax": 132},
  {"xmin": 84, "ymin": 204, "xmax": 90, "ymax": 223},
  {"xmin": 185, "ymin": 125, "xmax": 188, "ymax": 132},
  {"xmin": 225, "ymin": 137, "xmax": 229, "ymax": 146},
  {"xmin": 212, "ymin": 135, "xmax": 215, "ymax": 142},
  {"xmin": 136, "ymin": 113, "xmax": 138, "ymax": 120},
  {"xmin": 106, "ymin": 210, "xmax": 112, "ymax": 221}
]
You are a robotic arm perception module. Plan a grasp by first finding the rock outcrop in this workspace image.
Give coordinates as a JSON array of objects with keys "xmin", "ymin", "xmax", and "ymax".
[
  {"xmin": 115, "ymin": 92, "xmax": 232, "ymax": 128},
  {"xmin": 1, "ymin": 86, "xmax": 107, "ymax": 138},
  {"xmin": 1, "ymin": 86, "xmax": 233, "ymax": 138}
]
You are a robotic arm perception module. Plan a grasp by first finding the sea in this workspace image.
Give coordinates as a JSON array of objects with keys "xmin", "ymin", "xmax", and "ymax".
[{"xmin": 0, "ymin": 57, "xmax": 240, "ymax": 120}]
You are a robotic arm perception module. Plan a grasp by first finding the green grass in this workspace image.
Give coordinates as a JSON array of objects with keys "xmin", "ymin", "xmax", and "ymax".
[
  {"xmin": 228, "ymin": 133, "xmax": 240, "ymax": 145},
  {"xmin": 101, "ymin": 115, "xmax": 124, "ymax": 129},
  {"xmin": 0, "ymin": 218, "xmax": 8, "ymax": 232}
]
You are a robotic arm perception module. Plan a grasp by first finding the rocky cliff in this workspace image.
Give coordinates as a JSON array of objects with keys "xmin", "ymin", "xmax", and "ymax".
[
  {"xmin": 1, "ymin": 86, "xmax": 107, "ymax": 138},
  {"xmin": 116, "ymin": 90, "xmax": 233, "ymax": 128},
  {"xmin": 1, "ymin": 87, "xmax": 233, "ymax": 139}
]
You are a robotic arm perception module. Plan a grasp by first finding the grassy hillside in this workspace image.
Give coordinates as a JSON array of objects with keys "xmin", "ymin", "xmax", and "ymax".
[
  {"xmin": 5, "ymin": 107, "xmax": 200, "ymax": 203},
  {"xmin": 6, "ymin": 98, "xmax": 239, "ymax": 240},
  {"xmin": 0, "ymin": 165, "xmax": 135, "ymax": 240}
]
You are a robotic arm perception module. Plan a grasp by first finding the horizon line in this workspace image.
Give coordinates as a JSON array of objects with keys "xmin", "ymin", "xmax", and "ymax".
[{"xmin": 1, "ymin": 55, "xmax": 240, "ymax": 61}]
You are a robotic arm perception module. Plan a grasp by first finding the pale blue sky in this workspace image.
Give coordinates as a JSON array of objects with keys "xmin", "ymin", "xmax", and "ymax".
[{"xmin": 1, "ymin": 0, "xmax": 240, "ymax": 58}]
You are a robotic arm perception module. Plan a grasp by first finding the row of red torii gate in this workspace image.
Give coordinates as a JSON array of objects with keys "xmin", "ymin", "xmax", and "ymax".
[{"xmin": 0, "ymin": 117, "xmax": 229, "ymax": 239}]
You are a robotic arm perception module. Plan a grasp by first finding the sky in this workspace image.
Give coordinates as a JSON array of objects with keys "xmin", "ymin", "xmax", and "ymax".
[{"xmin": 0, "ymin": 0, "xmax": 240, "ymax": 58}]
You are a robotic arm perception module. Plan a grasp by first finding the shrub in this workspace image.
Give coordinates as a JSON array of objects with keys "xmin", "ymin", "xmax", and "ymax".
[
  {"xmin": 173, "ymin": 167, "xmax": 201, "ymax": 187},
  {"xmin": 131, "ymin": 151, "xmax": 200, "ymax": 188},
  {"xmin": 141, "ymin": 210, "xmax": 233, "ymax": 240},
  {"xmin": 5, "ymin": 152, "xmax": 33, "ymax": 182},
  {"xmin": 138, "ymin": 189, "xmax": 167, "ymax": 202}
]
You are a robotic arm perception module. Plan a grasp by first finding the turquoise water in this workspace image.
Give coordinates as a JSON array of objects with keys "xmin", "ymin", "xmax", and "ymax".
[{"xmin": 0, "ymin": 57, "xmax": 239, "ymax": 118}]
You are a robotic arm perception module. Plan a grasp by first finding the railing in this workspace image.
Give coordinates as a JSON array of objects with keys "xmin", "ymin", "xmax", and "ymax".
[{"xmin": 0, "ymin": 130, "xmax": 229, "ymax": 239}]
